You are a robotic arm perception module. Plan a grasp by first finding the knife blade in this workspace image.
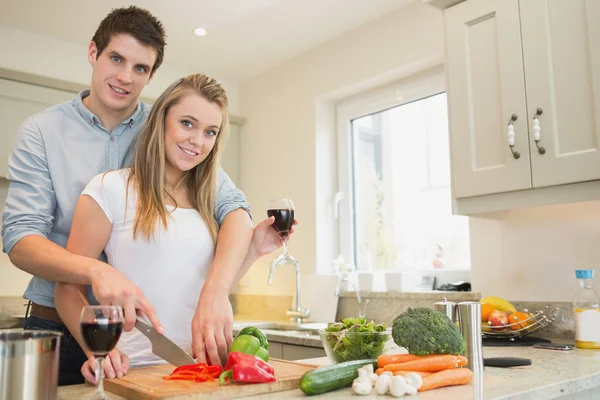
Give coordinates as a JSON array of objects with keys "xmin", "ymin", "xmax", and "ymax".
[
  {"xmin": 483, "ymin": 357, "xmax": 532, "ymax": 368},
  {"xmin": 135, "ymin": 317, "xmax": 196, "ymax": 366}
]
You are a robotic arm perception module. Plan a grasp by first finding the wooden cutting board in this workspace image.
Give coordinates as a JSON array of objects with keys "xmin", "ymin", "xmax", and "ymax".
[{"xmin": 104, "ymin": 359, "xmax": 318, "ymax": 400}]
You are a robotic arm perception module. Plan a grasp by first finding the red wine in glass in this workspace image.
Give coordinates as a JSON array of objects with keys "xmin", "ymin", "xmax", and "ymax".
[
  {"xmin": 267, "ymin": 209, "xmax": 295, "ymax": 239},
  {"xmin": 81, "ymin": 321, "xmax": 123, "ymax": 356},
  {"xmin": 267, "ymin": 198, "xmax": 295, "ymax": 263},
  {"xmin": 80, "ymin": 305, "xmax": 124, "ymax": 400}
]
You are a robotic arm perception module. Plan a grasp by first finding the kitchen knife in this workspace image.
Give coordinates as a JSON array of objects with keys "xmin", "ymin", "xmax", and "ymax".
[
  {"xmin": 483, "ymin": 357, "xmax": 532, "ymax": 368},
  {"xmin": 135, "ymin": 317, "xmax": 196, "ymax": 366}
]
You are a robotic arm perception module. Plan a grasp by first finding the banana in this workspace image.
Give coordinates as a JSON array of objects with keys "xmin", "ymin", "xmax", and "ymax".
[{"xmin": 480, "ymin": 296, "xmax": 517, "ymax": 314}]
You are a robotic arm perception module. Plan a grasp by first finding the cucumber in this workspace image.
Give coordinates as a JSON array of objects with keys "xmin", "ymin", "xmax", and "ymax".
[{"xmin": 299, "ymin": 359, "xmax": 377, "ymax": 395}]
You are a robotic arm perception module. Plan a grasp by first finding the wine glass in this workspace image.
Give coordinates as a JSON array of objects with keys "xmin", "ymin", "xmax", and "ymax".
[
  {"xmin": 80, "ymin": 305, "xmax": 124, "ymax": 400},
  {"xmin": 267, "ymin": 198, "xmax": 296, "ymax": 264}
]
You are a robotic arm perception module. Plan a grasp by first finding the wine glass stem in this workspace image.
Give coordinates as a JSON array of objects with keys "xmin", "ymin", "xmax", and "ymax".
[
  {"xmin": 282, "ymin": 237, "xmax": 289, "ymax": 258},
  {"xmin": 94, "ymin": 356, "xmax": 105, "ymax": 399}
]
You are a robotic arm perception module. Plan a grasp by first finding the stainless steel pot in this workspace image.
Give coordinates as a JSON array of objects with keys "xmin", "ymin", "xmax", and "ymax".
[{"xmin": 0, "ymin": 329, "xmax": 62, "ymax": 400}]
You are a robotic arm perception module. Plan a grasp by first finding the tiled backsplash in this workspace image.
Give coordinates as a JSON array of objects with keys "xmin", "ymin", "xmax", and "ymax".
[
  {"xmin": 335, "ymin": 291, "xmax": 481, "ymax": 325},
  {"xmin": 230, "ymin": 294, "xmax": 293, "ymax": 321},
  {"xmin": 509, "ymin": 301, "xmax": 575, "ymax": 340}
]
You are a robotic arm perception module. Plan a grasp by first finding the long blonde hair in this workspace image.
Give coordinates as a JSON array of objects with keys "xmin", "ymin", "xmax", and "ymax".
[{"xmin": 128, "ymin": 74, "xmax": 229, "ymax": 244}]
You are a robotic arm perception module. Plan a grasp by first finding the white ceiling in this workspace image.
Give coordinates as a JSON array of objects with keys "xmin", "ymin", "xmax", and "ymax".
[{"xmin": 0, "ymin": 0, "xmax": 414, "ymax": 82}]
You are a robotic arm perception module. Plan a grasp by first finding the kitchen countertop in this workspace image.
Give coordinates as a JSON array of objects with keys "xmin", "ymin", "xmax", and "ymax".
[{"xmin": 58, "ymin": 345, "xmax": 600, "ymax": 400}]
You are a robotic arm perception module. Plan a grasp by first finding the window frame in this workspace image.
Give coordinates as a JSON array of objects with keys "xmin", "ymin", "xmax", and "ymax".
[{"xmin": 336, "ymin": 65, "xmax": 447, "ymax": 270}]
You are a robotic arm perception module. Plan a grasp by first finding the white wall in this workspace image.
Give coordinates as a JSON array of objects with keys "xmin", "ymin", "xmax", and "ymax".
[
  {"xmin": 238, "ymin": 1, "xmax": 445, "ymax": 306},
  {"xmin": 470, "ymin": 201, "xmax": 600, "ymax": 302},
  {"xmin": 0, "ymin": 26, "xmax": 240, "ymax": 114},
  {"xmin": 238, "ymin": 0, "xmax": 600, "ymax": 312},
  {"xmin": 0, "ymin": 179, "xmax": 32, "ymax": 296}
]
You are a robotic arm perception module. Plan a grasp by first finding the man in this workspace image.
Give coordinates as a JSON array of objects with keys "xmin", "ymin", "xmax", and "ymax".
[{"xmin": 1, "ymin": 6, "xmax": 254, "ymax": 385}]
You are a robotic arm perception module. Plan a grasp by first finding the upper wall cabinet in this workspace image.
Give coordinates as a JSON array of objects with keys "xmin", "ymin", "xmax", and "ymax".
[{"xmin": 445, "ymin": 0, "xmax": 600, "ymax": 200}]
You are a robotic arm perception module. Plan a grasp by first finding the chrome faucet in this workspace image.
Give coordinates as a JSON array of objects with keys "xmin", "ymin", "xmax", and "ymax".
[
  {"xmin": 268, "ymin": 255, "xmax": 310, "ymax": 324},
  {"xmin": 334, "ymin": 273, "xmax": 369, "ymax": 318}
]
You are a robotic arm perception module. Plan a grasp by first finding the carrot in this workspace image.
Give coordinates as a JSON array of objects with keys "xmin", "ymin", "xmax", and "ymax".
[
  {"xmin": 377, "ymin": 353, "xmax": 420, "ymax": 368},
  {"xmin": 457, "ymin": 355, "xmax": 468, "ymax": 367},
  {"xmin": 375, "ymin": 368, "xmax": 385, "ymax": 376},
  {"xmin": 393, "ymin": 370, "xmax": 433, "ymax": 378},
  {"xmin": 418, "ymin": 368, "xmax": 473, "ymax": 392},
  {"xmin": 384, "ymin": 355, "xmax": 459, "ymax": 372}
]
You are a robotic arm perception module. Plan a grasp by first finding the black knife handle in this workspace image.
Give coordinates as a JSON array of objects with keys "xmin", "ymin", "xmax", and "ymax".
[{"xmin": 484, "ymin": 357, "xmax": 532, "ymax": 368}]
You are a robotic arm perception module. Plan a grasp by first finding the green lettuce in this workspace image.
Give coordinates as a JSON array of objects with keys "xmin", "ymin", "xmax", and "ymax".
[{"xmin": 322, "ymin": 317, "xmax": 389, "ymax": 363}]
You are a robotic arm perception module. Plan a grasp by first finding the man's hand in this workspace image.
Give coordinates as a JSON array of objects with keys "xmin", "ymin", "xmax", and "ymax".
[
  {"xmin": 89, "ymin": 262, "xmax": 163, "ymax": 334},
  {"xmin": 191, "ymin": 283, "xmax": 233, "ymax": 367},
  {"xmin": 81, "ymin": 349, "xmax": 130, "ymax": 384},
  {"xmin": 251, "ymin": 216, "xmax": 298, "ymax": 258}
]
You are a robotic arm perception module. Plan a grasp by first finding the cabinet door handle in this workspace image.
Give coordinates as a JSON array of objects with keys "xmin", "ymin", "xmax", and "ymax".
[
  {"xmin": 507, "ymin": 114, "xmax": 520, "ymax": 159},
  {"xmin": 533, "ymin": 108, "xmax": 546, "ymax": 155}
]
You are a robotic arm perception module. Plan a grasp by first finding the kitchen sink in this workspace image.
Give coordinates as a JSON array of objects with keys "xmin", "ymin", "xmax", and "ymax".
[{"xmin": 232, "ymin": 321, "xmax": 327, "ymax": 336}]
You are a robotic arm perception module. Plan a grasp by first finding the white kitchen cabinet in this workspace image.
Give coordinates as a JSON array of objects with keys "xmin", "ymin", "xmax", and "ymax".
[
  {"xmin": 445, "ymin": 0, "xmax": 600, "ymax": 202},
  {"xmin": 0, "ymin": 78, "xmax": 76, "ymax": 178},
  {"xmin": 520, "ymin": 0, "xmax": 600, "ymax": 188},
  {"xmin": 445, "ymin": 0, "xmax": 531, "ymax": 198}
]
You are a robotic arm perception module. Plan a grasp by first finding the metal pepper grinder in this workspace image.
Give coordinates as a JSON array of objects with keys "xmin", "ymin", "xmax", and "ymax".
[
  {"xmin": 433, "ymin": 298, "xmax": 456, "ymax": 322},
  {"xmin": 456, "ymin": 301, "xmax": 485, "ymax": 374}
]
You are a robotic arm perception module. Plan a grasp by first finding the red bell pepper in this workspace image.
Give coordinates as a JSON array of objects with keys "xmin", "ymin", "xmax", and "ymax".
[
  {"xmin": 219, "ymin": 351, "xmax": 276, "ymax": 386},
  {"xmin": 219, "ymin": 362, "xmax": 276, "ymax": 385},
  {"xmin": 223, "ymin": 352, "xmax": 274, "ymax": 375}
]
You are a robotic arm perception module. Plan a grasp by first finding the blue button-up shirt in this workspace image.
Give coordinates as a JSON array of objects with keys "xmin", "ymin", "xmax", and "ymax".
[{"xmin": 1, "ymin": 90, "xmax": 250, "ymax": 307}]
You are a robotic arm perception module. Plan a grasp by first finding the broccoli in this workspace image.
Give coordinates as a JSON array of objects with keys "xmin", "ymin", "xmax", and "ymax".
[{"xmin": 392, "ymin": 307, "xmax": 466, "ymax": 356}]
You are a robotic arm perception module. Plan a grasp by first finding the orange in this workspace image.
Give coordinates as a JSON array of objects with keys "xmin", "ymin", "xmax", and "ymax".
[
  {"xmin": 481, "ymin": 303, "xmax": 495, "ymax": 322},
  {"xmin": 507, "ymin": 311, "xmax": 533, "ymax": 331}
]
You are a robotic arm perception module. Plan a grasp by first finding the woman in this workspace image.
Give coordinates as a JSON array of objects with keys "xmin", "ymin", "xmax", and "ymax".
[{"xmin": 55, "ymin": 74, "xmax": 294, "ymax": 382}]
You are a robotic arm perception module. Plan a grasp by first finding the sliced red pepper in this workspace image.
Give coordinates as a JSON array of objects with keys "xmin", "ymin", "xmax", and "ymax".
[
  {"xmin": 172, "ymin": 363, "xmax": 208, "ymax": 375},
  {"xmin": 163, "ymin": 375, "xmax": 195, "ymax": 381},
  {"xmin": 223, "ymin": 352, "xmax": 274, "ymax": 375},
  {"xmin": 163, "ymin": 372, "xmax": 208, "ymax": 382},
  {"xmin": 218, "ymin": 361, "xmax": 276, "ymax": 385},
  {"xmin": 206, "ymin": 365, "xmax": 223, "ymax": 379},
  {"xmin": 163, "ymin": 363, "xmax": 222, "ymax": 383}
]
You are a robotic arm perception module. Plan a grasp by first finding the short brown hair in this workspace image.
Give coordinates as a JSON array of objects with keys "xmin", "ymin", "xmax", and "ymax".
[{"xmin": 92, "ymin": 6, "xmax": 167, "ymax": 73}]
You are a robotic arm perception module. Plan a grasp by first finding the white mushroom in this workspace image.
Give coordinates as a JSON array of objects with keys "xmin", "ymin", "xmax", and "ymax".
[
  {"xmin": 357, "ymin": 368, "xmax": 368, "ymax": 378},
  {"xmin": 389, "ymin": 376, "xmax": 408, "ymax": 398},
  {"xmin": 375, "ymin": 373, "xmax": 392, "ymax": 395},
  {"xmin": 404, "ymin": 372, "xmax": 423, "ymax": 390},
  {"xmin": 404, "ymin": 384, "xmax": 418, "ymax": 396},
  {"xmin": 352, "ymin": 376, "xmax": 373, "ymax": 396},
  {"xmin": 390, "ymin": 375, "xmax": 419, "ymax": 397},
  {"xmin": 357, "ymin": 365, "xmax": 378, "ymax": 387}
]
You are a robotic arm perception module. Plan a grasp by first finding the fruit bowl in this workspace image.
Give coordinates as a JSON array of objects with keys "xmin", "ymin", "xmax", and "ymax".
[{"xmin": 481, "ymin": 305, "xmax": 560, "ymax": 340}]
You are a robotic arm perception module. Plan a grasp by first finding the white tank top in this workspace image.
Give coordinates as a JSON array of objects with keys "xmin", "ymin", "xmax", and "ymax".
[{"xmin": 82, "ymin": 169, "xmax": 214, "ymax": 366}]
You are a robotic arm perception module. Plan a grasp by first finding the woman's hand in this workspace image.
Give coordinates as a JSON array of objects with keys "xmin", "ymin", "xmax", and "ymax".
[
  {"xmin": 81, "ymin": 349, "xmax": 129, "ymax": 384},
  {"xmin": 251, "ymin": 216, "xmax": 298, "ymax": 257}
]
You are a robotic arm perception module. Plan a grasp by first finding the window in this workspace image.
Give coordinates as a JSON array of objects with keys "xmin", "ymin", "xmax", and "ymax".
[{"xmin": 336, "ymin": 67, "xmax": 470, "ymax": 273}]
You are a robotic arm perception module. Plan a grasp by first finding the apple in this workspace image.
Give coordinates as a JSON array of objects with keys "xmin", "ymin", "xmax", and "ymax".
[{"xmin": 488, "ymin": 309, "xmax": 509, "ymax": 332}]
